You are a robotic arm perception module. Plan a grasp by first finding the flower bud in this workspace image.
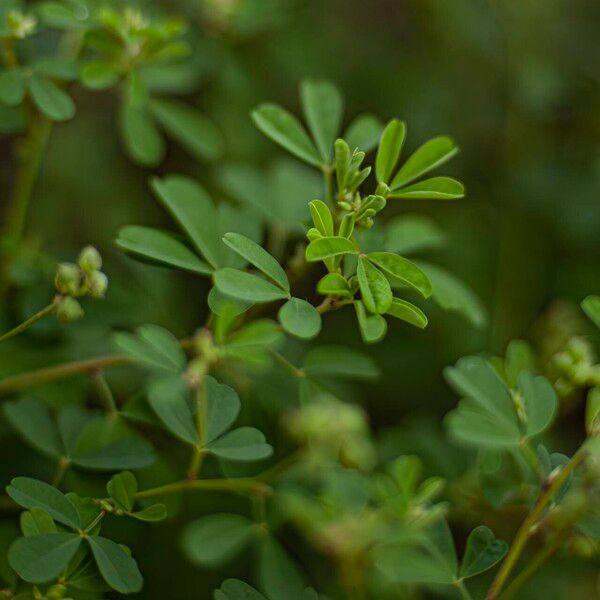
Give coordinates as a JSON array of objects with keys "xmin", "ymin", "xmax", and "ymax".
[
  {"xmin": 87, "ymin": 270, "xmax": 108, "ymax": 298},
  {"xmin": 7, "ymin": 10, "xmax": 37, "ymax": 39},
  {"xmin": 78, "ymin": 245, "xmax": 103, "ymax": 273},
  {"xmin": 56, "ymin": 297, "xmax": 84, "ymax": 323},
  {"xmin": 46, "ymin": 584, "xmax": 68, "ymax": 599},
  {"xmin": 54, "ymin": 263, "xmax": 81, "ymax": 296}
]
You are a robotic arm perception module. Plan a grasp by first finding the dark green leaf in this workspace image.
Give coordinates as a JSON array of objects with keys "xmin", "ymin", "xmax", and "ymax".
[
  {"xmin": 205, "ymin": 377, "xmax": 241, "ymax": 444},
  {"xmin": 207, "ymin": 427, "xmax": 273, "ymax": 461},
  {"xmin": 582, "ymin": 295, "xmax": 600, "ymax": 329},
  {"xmin": 80, "ymin": 61, "xmax": 121, "ymax": 90},
  {"xmin": 214, "ymin": 268, "xmax": 290, "ymax": 303},
  {"xmin": 385, "ymin": 214, "xmax": 446, "ymax": 255},
  {"xmin": 88, "ymin": 536, "xmax": 143, "ymax": 594},
  {"xmin": 119, "ymin": 104, "xmax": 164, "ymax": 166},
  {"xmin": 107, "ymin": 472, "xmax": 137, "ymax": 512},
  {"xmin": 0, "ymin": 69, "xmax": 26, "ymax": 106},
  {"xmin": 303, "ymin": 345, "xmax": 379, "ymax": 380},
  {"xmin": 131, "ymin": 504, "xmax": 167, "ymax": 522},
  {"xmin": 29, "ymin": 75, "xmax": 75, "ymax": 121},
  {"xmin": 252, "ymin": 103, "xmax": 321, "ymax": 166},
  {"xmin": 343, "ymin": 113, "xmax": 384, "ymax": 153},
  {"xmin": 20, "ymin": 508, "xmax": 57, "ymax": 536},
  {"xmin": 214, "ymin": 579, "xmax": 267, "ymax": 600},
  {"xmin": 518, "ymin": 371, "xmax": 558, "ymax": 438},
  {"xmin": 258, "ymin": 537, "xmax": 307, "ymax": 600},
  {"xmin": 278, "ymin": 298, "xmax": 322, "ymax": 339},
  {"xmin": 6, "ymin": 478, "xmax": 81, "ymax": 530},
  {"xmin": 460, "ymin": 526, "xmax": 507, "ymax": 579},
  {"xmin": 375, "ymin": 119, "xmax": 406, "ymax": 184}
]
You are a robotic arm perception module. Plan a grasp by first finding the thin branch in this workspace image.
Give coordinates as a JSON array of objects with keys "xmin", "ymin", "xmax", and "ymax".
[{"xmin": 0, "ymin": 301, "xmax": 57, "ymax": 344}]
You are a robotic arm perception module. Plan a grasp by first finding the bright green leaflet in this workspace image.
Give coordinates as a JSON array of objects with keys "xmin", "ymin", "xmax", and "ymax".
[
  {"xmin": 316, "ymin": 273, "xmax": 352, "ymax": 297},
  {"xmin": 389, "ymin": 176, "xmax": 464, "ymax": 200},
  {"xmin": 354, "ymin": 300, "xmax": 387, "ymax": 343},
  {"xmin": 119, "ymin": 104, "xmax": 164, "ymax": 166},
  {"xmin": 305, "ymin": 236, "xmax": 357, "ymax": 262},
  {"xmin": 278, "ymin": 298, "xmax": 322, "ymax": 339},
  {"xmin": 0, "ymin": 69, "xmax": 26, "ymax": 106},
  {"xmin": 309, "ymin": 199, "xmax": 334, "ymax": 237},
  {"xmin": 386, "ymin": 298, "xmax": 428, "ymax": 329},
  {"xmin": 582, "ymin": 295, "xmax": 600, "ymax": 328},
  {"xmin": 29, "ymin": 75, "xmax": 75, "ymax": 122},
  {"xmin": 375, "ymin": 119, "xmax": 406, "ymax": 184},
  {"xmin": 367, "ymin": 252, "xmax": 432, "ymax": 298},
  {"xmin": 357, "ymin": 256, "xmax": 392, "ymax": 314},
  {"xmin": 214, "ymin": 268, "xmax": 290, "ymax": 303}
]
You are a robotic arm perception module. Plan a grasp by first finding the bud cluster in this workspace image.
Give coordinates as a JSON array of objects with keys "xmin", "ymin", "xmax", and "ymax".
[
  {"xmin": 53, "ymin": 246, "xmax": 108, "ymax": 322},
  {"xmin": 552, "ymin": 336, "xmax": 600, "ymax": 396},
  {"xmin": 5, "ymin": 10, "xmax": 37, "ymax": 40}
]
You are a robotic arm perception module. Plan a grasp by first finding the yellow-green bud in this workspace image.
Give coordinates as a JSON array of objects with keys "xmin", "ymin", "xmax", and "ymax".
[
  {"xmin": 55, "ymin": 263, "xmax": 81, "ymax": 296},
  {"xmin": 7, "ymin": 10, "xmax": 37, "ymax": 39},
  {"xmin": 87, "ymin": 270, "xmax": 108, "ymax": 298},
  {"xmin": 56, "ymin": 297, "xmax": 84, "ymax": 323},
  {"xmin": 78, "ymin": 245, "xmax": 103, "ymax": 273},
  {"xmin": 46, "ymin": 584, "xmax": 68, "ymax": 599}
]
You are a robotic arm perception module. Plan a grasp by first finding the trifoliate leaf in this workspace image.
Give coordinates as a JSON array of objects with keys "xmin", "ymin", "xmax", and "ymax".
[
  {"xmin": 459, "ymin": 526, "xmax": 507, "ymax": 579},
  {"xmin": 87, "ymin": 536, "xmax": 143, "ymax": 594}
]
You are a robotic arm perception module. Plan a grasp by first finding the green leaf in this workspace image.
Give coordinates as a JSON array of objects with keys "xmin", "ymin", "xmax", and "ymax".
[
  {"xmin": 131, "ymin": 504, "xmax": 167, "ymax": 522},
  {"xmin": 354, "ymin": 300, "xmax": 387, "ymax": 343},
  {"xmin": 303, "ymin": 346, "xmax": 380, "ymax": 379},
  {"xmin": 80, "ymin": 60, "xmax": 121, "ymax": 90},
  {"xmin": 251, "ymin": 103, "xmax": 321, "ymax": 166},
  {"xmin": 150, "ymin": 98, "xmax": 224, "ymax": 162},
  {"xmin": 28, "ymin": 75, "xmax": 75, "ymax": 121},
  {"xmin": 116, "ymin": 226, "xmax": 213, "ymax": 276},
  {"xmin": 9, "ymin": 533, "xmax": 82, "ymax": 584},
  {"xmin": 214, "ymin": 268, "xmax": 290, "ymax": 303},
  {"xmin": 226, "ymin": 319, "xmax": 283, "ymax": 349},
  {"xmin": 258, "ymin": 537, "xmax": 307, "ymax": 600},
  {"xmin": 6, "ymin": 478, "xmax": 81, "ymax": 530},
  {"xmin": 305, "ymin": 236, "xmax": 357, "ymax": 262},
  {"xmin": 582, "ymin": 295, "xmax": 600, "ymax": 329},
  {"xmin": 375, "ymin": 119, "xmax": 406, "ymax": 184},
  {"xmin": 208, "ymin": 286, "xmax": 252, "ymax": 317},
  {"xmin": 316, "ymin": 273, "xmax": 352, "ymax": 297},
  {"xmin": 207, "ymin": 427, "xmax": 273, "ymax": 461},
  {"xmin": 214, "ymin": 579, "xmax": 267, "ymax": 600},
  {"xmin": 20, "ymin": 508, "xmax": 57, "ymax": 536},
  {"xmin": 119, "ymin": 104, "xmax": 164, "ymax": 166},
  {"xmin": 367, "ymin": 252, "xmax": 432, "ymax": 298},
  {"xmin": 386, "ymin": 298, "xmax": 428, "ymax": 329},
  {"xmin": 418, "ymin": 262, "xmax": 487, "ymax": 328},
  {"xmin": 223, "ymin": 233, "xmax": 289, "ymax": 292},
  {"xmin": 181, "ymin": 514, "xmax": 254, "ymax": 567},
  {"xmin": 389, "ymin": 176, "xmax": 464, "ymax": 200},
  {"xmin": 343, "ymin": 113, "xmax": 384, "ymax": 153},
  {"xmin": 309, "ymin": 199, "xmax": 334, "ymax": 237},
  {"xmin": 107, "ymin": 472, "xmax": 137, "ymax": 512},
  {"xmin": 357, "ymin": 256, "xmax": 392, "ymax": 314},
  {"xmin": 385, "ymin": 214, "xmax": 446, "ymax": 255},
  {"xmin": 88, "ymin": 536, "xmax": 143, "ymax": 594},
  {"xmin": 114, "ymin": 324, "xmax": 186, "ymax": 374},
  {"xmin": 151, "ymin": 175, "xmax": 221, "ymax": 268},
  {"xmin": 147, "ymin": 376, "xmax": 196, "ymax": 445},
  {"xmin": 391, "ymin": 136, "xmax": 458, "ymax": 189},
  {"xmin": 0, "ymin": 69, "xmax": 26, "ymax": 106},
  {"xmin": 278, "ymin": 298, "xmax": 322, "ymax": 339},
  {"xmin": 460, "ymin": 526, "xmax": 507, "ymax": 579},
  {"xmin": 205, "ymin": 377, "xmax": 241, "ymax": 444},
  {"xmin": 300, "ymin": 79, "xmax": 343, "ymax": 163},
  {"xmin": 504, "ymin": 340, "xmax": 537, "ymax": 388},
  {"xmin": 586, "ymin": 387, "xmax": 600, "ymax": 436},
  {"xmin": 518, "ymin": 371, "xmax": 558, "ymax": 438},
  {"xmin": 4, "ymin": 398, "xmax": 62, "ymax": 459}
]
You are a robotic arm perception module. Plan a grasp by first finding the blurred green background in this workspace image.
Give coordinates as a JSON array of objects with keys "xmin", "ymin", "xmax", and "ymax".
[{"xmin": 1, "ymin": 0, "xmax": 599, "ymax": 597}]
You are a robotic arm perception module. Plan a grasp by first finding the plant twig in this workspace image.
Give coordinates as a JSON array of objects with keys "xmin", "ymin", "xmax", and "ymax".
[
  {"xmin": 0, "ymin": 301, "xmax": 57, "ymax": 344},
  {"xmin": 135, "ymin": 478, "xmax": 269, "ymax": 500},
  {"xmin": 90, "ymin": 369, "xmax": 118, "ymax": 415},
  {"xmin": 486, "ymin": 447, "xmax": 586, "ymax": 599}
]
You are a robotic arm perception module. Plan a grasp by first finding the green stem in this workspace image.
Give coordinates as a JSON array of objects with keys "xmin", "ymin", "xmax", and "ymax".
[
  {"xmin": 51, "ymin": 457, "xmax": 70, "ymax": 487},
  {"xmin": 499, "ymin": 530, "xmax": 568, "ymax": 600},
  {"xmin": 84, "ymin": 510, "xmax": 106, "ymax": 534},
  {"xmin": 271, "ymin": 351, "xmax": 305, "ymax": 378},
  {"xmin": 135, "ymin": 478, "xmax": 268, "ymax": 500},
  {"xmin": 455, "ymin": 579, "xmax": 473, "ymax": 600},
  {"xmin": 187, "ymin": 373, "xmax": 208, "ymax": 479},
  {"xmin": 90, "ymin": 369, "xmax": 118, "ymax": 415},
  {"xmin": 0, "ymin": 301, "xmax": 57, "ymax": 344},
  {"xmin": 486, "ymin": 448, "xmax": 586, "ymax": 599}
]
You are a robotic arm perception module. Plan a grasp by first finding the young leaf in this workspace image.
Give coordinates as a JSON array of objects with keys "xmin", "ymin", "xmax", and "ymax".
[
  {"xmin": 29, "ymin": 75, "xmax": 75, "ymax": 121},
  {"xmin": 417, "ymin": 261, "xmax": 487, "ymax": 328},
  {"xmin": 518, "ymin": 371, "xmax": 558, "ymax": 438},
  {"xmin": 0, "ymin": 69, "xmax": 26, "ymax": 106},
  {"xmin": 20, "ymin": 508, "xmax": 57, "ymax": 536},
  {"xmin": 131, "ymin": 505, "xmax": 167, "ymax": 522},
  {"xmin": 385, "ymin": 214, "xmax": 446, "ymax": 255},
  {"xmin": 147, "ymin": 376, "xmax": 197, "ymax": 446},
  {"xmin": 278, "ymin": 298, "xmax": 322, "ymax": 339},
  {"xmin": 3, "ymin": 398, "xmax": 62, "ymax": 459},
  {"xmin": 316, "ymin": 273, "xmax": 352, "ymax": 297},
  {"xmin": 251, "ymin": 103, "xmax": 321, "ymax": 166},
  {"xmin": 80, "ymin": 61, "xmax": 121, "ymax": 90},
  {"xmin": 9, "ymin": 533, "xmax": 82, "ymax": 584},
  {"xmin": 116, "ymin": 226, "xmax": 213, "ymax": 275},
  {"xmin": 582, "ymin": 295, "xmax": 600, "ymax": 329},
  {"xmin": 391, "ymin": 136, "xmax": 458, "ymax": 189},
  {"xmin": 119, "ymin": 104, "xmax": 164, "ymax": 166},
  {"xmin": 151, "ymin": 175, "xmax": 221, "ymax": 268},
  {"xmin": 355, "ymin": 300, "xmax": 387, "ymax": 343},
  {"xmin": 300, "ymin": 79, "xmax": 343, "ymax": 163},
  {"xmin": 150, "ymin": 98, "xmax": 224, "ymax": 161},
  {"xmin": 308, "ymin": 200, "xmax": 334, "ymax": 237},
  {"xmin": 305, "ymin": 236, "xmax": 357, "ymax": 262},
  {"xmin": 205, "ymin": 377, "xmax": 241, "ymax": 444},
  {"xmin": 226, "ymin": 320, "xmax": 283, "ymax": 349},
  {"xmin": 343, "ymin": 113, "xmax": 384, "ymax": 153},
  {"xmin": 215, "ymin": 579, "xmax": 267, "ymax": 600},
  {"xmin": 367, "ymin": 252, "xmax": 432, "ymax": 298},
  {"xmin": 303, "ymin": 346, "xmax": 380, "ymax": 380},
  {"xmin": 6, "ymin": 478, "xmax": 81, "ymax": 530},
  {"xmin": 459, "ymin": 526, "xmax": 507, "ymax": 579},
  {"xmin": 258, "ymin": 537, "xmax": 307, "ymax": 600},
  {"xmin": 214, "ymin": 268, "xmax": 290, "ymax": 303},
  {"xmin": 357, "ymin": 256, "xmax": 393, "ymax": 314},
  {"xmin": 88, "ymin": 536, "xmax": 143, "ymax": 594},
  {"xmin": 375, "ymin": 119, "xmax": 406, "ymax": 184},
  {"xmin": 389, "ymin": 176, "xmax": 464, "ymax": 200},
  {"xmin": 107, "ymin": 472, "xmax": 137, "ymax": 512},
  {"xmin": 207, "ymin": 427, "xmax": 273, "ymax": 461},
  {"xmin": 181, "ymin": 514, "xmax": 254, "ymax": 567},
  {"xmin": 223, "ymin": 233, "xmax": 289, "ymax": 292},
  {"xmin": 386, "ymin": 298, "xmax": 428, "ymax": 329}
]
